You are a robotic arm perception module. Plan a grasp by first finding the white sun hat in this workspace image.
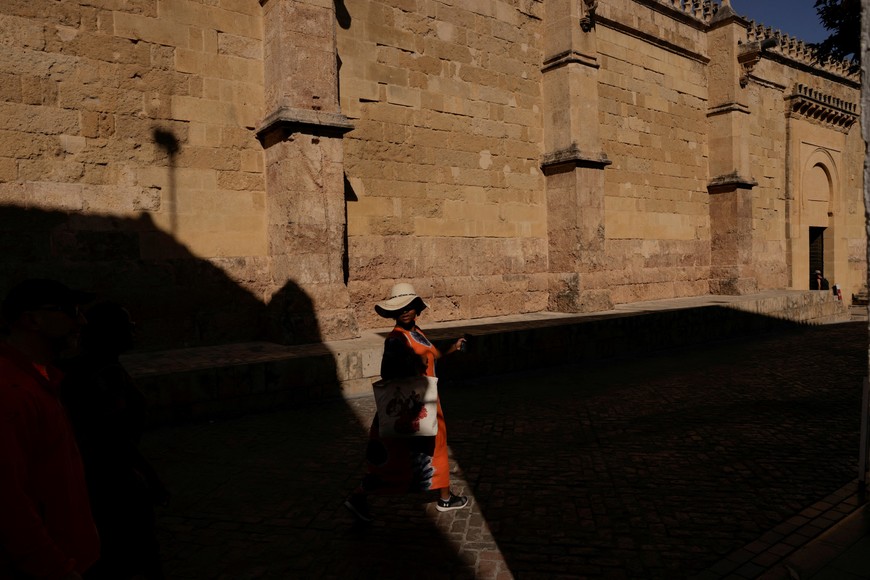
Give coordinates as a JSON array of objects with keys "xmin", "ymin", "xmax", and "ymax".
[{"xmin": 374, "ymin": 282, "xmax": 429, "ymax": 318}]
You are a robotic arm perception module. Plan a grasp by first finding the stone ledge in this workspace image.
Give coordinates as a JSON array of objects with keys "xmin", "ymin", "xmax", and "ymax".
[
  {"xmin": 127, "ymin": 291, "xmax": 849, "ymax": 426},
  {"xmin": 708, "ymin": 172, "xmax": 758, "ymax": 194},
  {"xmin": 256, "ymin": 107, "xmax": 354, "ymax": 142},
  {"xmin": 541, "ymin": 145, "xmax": 612, "ymax": 173}
]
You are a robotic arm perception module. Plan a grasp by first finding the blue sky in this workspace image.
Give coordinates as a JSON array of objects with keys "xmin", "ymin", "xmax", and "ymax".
[{"xmin": 730, "ymin": 0, "xmax": 828, "ymax": 44}]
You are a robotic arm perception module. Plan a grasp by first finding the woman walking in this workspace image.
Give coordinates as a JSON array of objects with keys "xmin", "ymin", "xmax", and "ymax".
[{"xmin": 345, "ymin": 283, "xmax": 469, "ymax": 522}]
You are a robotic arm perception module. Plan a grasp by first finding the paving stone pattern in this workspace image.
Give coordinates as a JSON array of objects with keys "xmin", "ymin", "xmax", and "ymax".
[{"xmin": 141, "ymin": 322, "xmax": 867, "ymax": 579}]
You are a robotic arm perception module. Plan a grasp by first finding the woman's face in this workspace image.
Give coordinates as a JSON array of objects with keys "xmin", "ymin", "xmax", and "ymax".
[{"xmin": 396, "ymin": 306, "xmax": 417, "ymax": 325}]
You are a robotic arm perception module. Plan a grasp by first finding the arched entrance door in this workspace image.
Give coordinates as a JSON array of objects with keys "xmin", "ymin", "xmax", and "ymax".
[{"xmin": 799, "ymin": 151, "xmax": 837, "ymax": 289}]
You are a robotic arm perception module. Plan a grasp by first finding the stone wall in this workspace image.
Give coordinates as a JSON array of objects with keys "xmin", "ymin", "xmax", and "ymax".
[
  {"xmin": 745, "ymin": 78, "xmax": 789, "ymax": 290},
  {"xmin": 0, "ymin": 0, "xmax": 864, "ymax": 351},
  {"xmin": 0, "ymin": 0, "xmax": 270, "ymax": 348},
  {"xmin": 596, "ymin": 0, "xmax": 712, "ymax": 304},
  {"xmin": 337, "ymin": 0, "xmax": 551, "ymax": 329},
  {"xmin": 743, "ymin": 30, "xmax": 863, "ymax": 297}
]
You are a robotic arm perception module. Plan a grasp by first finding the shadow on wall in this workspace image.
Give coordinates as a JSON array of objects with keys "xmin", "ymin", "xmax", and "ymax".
[
  {"xmin": 0, "ymin": 204, "xmax": 316, "ymax": 351},
  {"xmin": 334, "ymin": 0, "xmax": 351, "ymax": 29}
]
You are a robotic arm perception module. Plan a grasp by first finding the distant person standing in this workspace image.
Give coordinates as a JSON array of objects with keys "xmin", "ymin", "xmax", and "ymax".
[
  {"xmin": 0, "ymin": 279, "xmax": 100, "ymax": 580},
  {"xmin": 62, "ymin": 302, "xmax": 168, "ymax": 580}
]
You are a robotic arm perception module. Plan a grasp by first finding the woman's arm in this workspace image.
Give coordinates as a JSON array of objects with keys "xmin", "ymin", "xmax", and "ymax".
[{"xmin": 433, "ymin": 336, "xmax": 467, "ymax": 359}]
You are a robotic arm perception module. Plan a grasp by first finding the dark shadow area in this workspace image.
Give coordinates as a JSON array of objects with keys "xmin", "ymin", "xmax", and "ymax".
[
  {"xmin": 4, "ymin": 177, "xmax": 857, "ymax": 578},
  {"xmin": 342, "ymin": 174, "xmax": 358, "ymax": 286},
  {"xmin": 430, "ymin": 304, "xmax": 817, "ymax": 384},
  {"xmin": 143, "ymin": 396, "xmax": 479, "ymax": 579},
  {"xmin": 0, "ymin": 198, "xmax": 349, "ymax": 413},
  {"xmin": 435, "ymin": 319, "xmax": 866, "ymax": 577},
  {"xmin": 334, "ymin": 0, "xmax": 351, "ymax": 29},
  {"xmin": 0, "ymin": 200, "xmax": 475, "ymax": 578},
  {"xmin": 0, "ymin": 204, "xmax": 343, "ymax": 353}
]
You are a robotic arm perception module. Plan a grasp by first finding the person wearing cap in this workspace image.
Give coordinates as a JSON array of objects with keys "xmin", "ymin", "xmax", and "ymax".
[
  {"xmin": 344, "ymin": 283, "xmax": 469, "ymax": 522},
  {"xmin": 0, "ymin": 279, "xmax": 100, "ymax": 580}
]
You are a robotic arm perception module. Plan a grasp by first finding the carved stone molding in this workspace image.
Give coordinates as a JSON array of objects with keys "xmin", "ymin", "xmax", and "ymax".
[
  {"xmin": 580, "ymin": 0, "xmax": 598, "ymax": 32},
  {"xmin": 707, "ymin": 171, "xmax": 757, "ymax": 194},
  {"xmin": 256, "ymin": 107, "xmax": 354, "ymax": 144},
  {"xmin": 542, "ymin": 50, "xmax": 599, "ymax": 72},
  {"xmin": 737, "ymin": 39, "xmax": 775, "ymax": 88},
  {"xmin": 707, "ymin": 102, "xmax": 751, "ymax": 117},
  {"xmin": 541, "ymin": 144, "xmax": 611, "ymax": 174},
  {"xmin": 785, "ymin": 83, "xmax": 858, "ymax": 132}
]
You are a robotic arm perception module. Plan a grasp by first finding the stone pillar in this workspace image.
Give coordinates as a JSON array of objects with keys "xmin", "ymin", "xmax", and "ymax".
[
  {"xmin": 259, "ymin": 0, "xmax": 358, "ymax": 343},
  {"xmin": 542, "ymin": 0, "xmax": 613, "ymax": 312},
  {"xmin": 706, "ymin": 0, "xmax": 759, "ymax": 294}
]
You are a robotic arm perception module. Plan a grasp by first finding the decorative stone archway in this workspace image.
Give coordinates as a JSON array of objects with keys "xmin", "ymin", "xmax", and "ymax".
[
  {"xmin": 784, "ymin": 82, "xmax": 856, "ymax": 292},
  {"xmin": 800, "ymin": 149, "xmax": 839, "ymax": 288},
  {"xmin": 791, "ymin": 147, "xmax": 842, "ymax": 290}
]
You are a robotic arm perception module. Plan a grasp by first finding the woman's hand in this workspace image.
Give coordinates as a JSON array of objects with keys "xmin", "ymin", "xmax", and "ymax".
[{"xmin": 447, "ymin": 337, "xmax": 466, "ymax": 355}]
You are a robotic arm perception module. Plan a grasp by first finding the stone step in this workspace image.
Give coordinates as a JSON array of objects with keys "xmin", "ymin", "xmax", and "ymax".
[{"xmin": 124, "ymin": 290, "xmax": 849, "ymax": 425}]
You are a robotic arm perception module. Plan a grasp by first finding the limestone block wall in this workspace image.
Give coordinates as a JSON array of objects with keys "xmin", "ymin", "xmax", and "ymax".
[
  {"xmin": 745, "ymin": 52, "xmax": 864, "ymax": 298},
  {"xmin": 0, "ymin": 0, "xmax": 269, "ymax": 348},
  {"xmin": 744, "ymin": 80, "xmax": 789, "ymax": 290},
  {"xmin": 842, "ymin": 122, "xmax": 867, "ymax": 289},
  {"xmin": 595, "ymin": 0, "xmax": 712, "ymax": 304},
  {"xmin": 337, "ymin": 0, "xmax": 550, "ymax": 329},
  {"xmin": 0, "ymin": 0, "xmax": 864, "ymax": 351}
]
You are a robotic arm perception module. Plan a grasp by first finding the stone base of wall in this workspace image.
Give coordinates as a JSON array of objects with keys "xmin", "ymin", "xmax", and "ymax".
[{"xmin": 128, "ymin": 291, "xmax": 849, "ymax": 425}]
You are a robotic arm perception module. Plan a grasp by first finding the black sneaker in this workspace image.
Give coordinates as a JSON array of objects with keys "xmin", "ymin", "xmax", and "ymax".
[
  {"xmin": 344, "ymin": 494, "xmax": 372, "ymax": 523},
  {"xmin": 436, "ymin": 493, "xmax": 469, "ymax": 512}
]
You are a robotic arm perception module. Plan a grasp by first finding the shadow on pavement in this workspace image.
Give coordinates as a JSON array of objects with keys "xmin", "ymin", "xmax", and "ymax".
[
  {"xmin": 440, "ymin": 321, "xmax": 865, "ymax": 577},
  {"xmin": 0, "ymin": 200, "xmax": 476, "ymax": 578}
]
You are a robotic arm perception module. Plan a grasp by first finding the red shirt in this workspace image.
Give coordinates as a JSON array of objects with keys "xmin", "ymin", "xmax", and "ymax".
[{"xmin": 0, "ymin": 343, "xmax": 99, "ymax": 579}]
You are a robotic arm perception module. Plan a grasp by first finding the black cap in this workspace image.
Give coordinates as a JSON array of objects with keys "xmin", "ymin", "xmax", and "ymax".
[{"xmin": 1, "ymin": 279, "xmax": 95, "ymax": 323}]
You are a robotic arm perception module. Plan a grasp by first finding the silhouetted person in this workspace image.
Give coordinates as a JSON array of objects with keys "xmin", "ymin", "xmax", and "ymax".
[
  {"xmin": 62, "ymin": 302, "xmax": 167, "ymax": 580},
  {"xmin": 0, "ymin": 279, "xmax": 100, "ymax": 579}
]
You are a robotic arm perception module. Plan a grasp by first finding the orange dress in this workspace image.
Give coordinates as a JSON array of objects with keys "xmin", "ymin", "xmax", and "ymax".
[{"xmin": 362, "ymin": 325, "xmax": 450, "ymax": 493}]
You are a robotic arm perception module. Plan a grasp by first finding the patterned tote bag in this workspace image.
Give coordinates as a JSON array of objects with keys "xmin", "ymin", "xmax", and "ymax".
[{"xmin": 372, "ymin": 376, "xmax": 439, "ymax": 437}]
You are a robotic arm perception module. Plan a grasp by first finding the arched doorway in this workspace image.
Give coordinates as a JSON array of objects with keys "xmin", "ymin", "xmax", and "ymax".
[{"xmin": 798, "ymin": 150, "xmax": 838, "ymax": 290}]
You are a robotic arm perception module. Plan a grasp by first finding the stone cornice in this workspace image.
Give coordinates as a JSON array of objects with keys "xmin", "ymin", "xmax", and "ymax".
[
  {"xmin": 707, "ymin": 102, "xmax": 751, "ymax": 117},
  {"xmin": 541, "ymin": 145, "xmax": 612, "ymax": 174},
  {"xmin": 596, "ymin": 15, "xmax": 710, "ymax": 65},
  {"xmin": 785, "ymin": 83, "xmax": 858, "ymax": 133},
  {"xmin": 707, "ymin": 172, "xmax": 758, "ymax": 194},
  {"xmin": 541, "ymin": 50, "xmax": 599, "ymax": 73},
  {"xmin": 256, "ymin": 107, "xmax": 354, "ymax": 143}
]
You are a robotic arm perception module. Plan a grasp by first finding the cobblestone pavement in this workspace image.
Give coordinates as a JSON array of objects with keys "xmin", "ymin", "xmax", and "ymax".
[{"xmin": 141, "ymin": 321, "xmax": 867, "ymax": 579}]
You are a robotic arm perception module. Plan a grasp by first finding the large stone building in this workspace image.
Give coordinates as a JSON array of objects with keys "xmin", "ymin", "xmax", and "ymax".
[{"xmin": 0, "ymin": 0, "xmax": 863, "ymax": 350}]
